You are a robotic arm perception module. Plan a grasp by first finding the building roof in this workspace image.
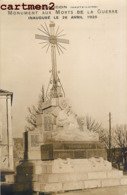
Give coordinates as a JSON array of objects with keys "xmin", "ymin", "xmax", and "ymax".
[
  {"xmin": 0, "ymin": 89, "xmax": 13, "ymax": 104},
  {"xmin": 0, "ymin": 89, "xmax": 13, "ymax": 95}
]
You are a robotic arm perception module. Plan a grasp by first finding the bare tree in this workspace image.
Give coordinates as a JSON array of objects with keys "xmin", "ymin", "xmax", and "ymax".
[
  {"xmin": 86, "ymin": 116, "xmax": 110, "ymax": 148},
  {"xmin": 112, "ymin": 124, "xmax": 127, "ymax": 169},
  {"xmin": 25, "ymin": 85, "xmax": 45, "ymax": 131},
  {"xmin": 77, "ymin": 115, "xmax": 109, "ymax": 148},
  {"xmin": 113, "ymin": 124, "xmax": 127, "ymax": 148},
  {"xmin": 85, "ymin": 116, "xmax": 102, "ymax": 132}
]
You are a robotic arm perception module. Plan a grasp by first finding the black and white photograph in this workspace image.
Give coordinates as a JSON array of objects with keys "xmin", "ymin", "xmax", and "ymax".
[{"xmin": 0, "ymin": 0, "xmax": 127, "ymax": 194}]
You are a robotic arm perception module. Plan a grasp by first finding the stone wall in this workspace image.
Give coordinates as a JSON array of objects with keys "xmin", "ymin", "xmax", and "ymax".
[{"xmin": 13, "ymin": 138, "xmax": 24, "ymax": 168}]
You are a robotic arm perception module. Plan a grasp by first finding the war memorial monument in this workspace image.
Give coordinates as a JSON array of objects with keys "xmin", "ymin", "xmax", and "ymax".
[{"xmin": 7, "ymin": 22, "xmax": 127, "ymax": 194}]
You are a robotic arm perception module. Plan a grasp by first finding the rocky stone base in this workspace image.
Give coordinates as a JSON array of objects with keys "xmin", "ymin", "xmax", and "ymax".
[{"xmin": 6, "ymin": 158, "xmax": 127, "ymax": 193}]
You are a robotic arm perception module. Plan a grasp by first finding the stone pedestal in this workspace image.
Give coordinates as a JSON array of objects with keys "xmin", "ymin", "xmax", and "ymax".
[
  {"xmin": 41, "ymin": 141, "xmax": 107, "ymax": 160},
  {"xmin": 12, "ymin": 158, "xmax": 127, "ymax": 193},
  {"xmin": 24, "ymin": 131, "xmax": 42, "ymax": 160},
  {"xmin": 14, "ymin": 97, "xmax": 126, "ymax": 194}
]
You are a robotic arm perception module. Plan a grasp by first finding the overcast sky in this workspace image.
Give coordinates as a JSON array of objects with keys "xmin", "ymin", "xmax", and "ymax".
[{"xmin": 0, "ymin": 0, "xmax": 127, "ymax": 137}]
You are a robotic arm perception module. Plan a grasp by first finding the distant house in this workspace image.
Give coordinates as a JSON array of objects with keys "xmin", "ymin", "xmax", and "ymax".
[
  {"xmin": 0, "ymin": 89, "xmax": 14, "ymax": 181},
  {"xmin": 0, "ymin": 89, "xmax": 14, "ymax": 171}
]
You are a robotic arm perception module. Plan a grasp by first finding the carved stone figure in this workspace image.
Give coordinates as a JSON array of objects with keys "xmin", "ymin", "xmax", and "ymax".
[{"xmin": 44, "ymin": 98, "xmax": 99, "ymax": 142}]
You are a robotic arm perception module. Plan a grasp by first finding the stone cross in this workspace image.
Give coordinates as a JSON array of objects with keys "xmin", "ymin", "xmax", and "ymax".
[{"xmin": 35, "ymin": 22, "xmax": 69, "ymax": 98}]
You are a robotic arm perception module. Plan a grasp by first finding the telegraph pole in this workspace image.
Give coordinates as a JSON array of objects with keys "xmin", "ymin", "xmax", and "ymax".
[{"xmin": 109, "ymin": 112, "xmax": 111, "ymax": 160}]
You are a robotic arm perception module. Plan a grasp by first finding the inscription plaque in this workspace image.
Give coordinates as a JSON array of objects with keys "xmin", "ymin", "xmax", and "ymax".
[
  {"xmin": 31, "ymin": 135, "xmax": 39, "ymax": 147},
  {"xmin": 44, "ymin": 116, "xmax": 53, "ymax": 131}
]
